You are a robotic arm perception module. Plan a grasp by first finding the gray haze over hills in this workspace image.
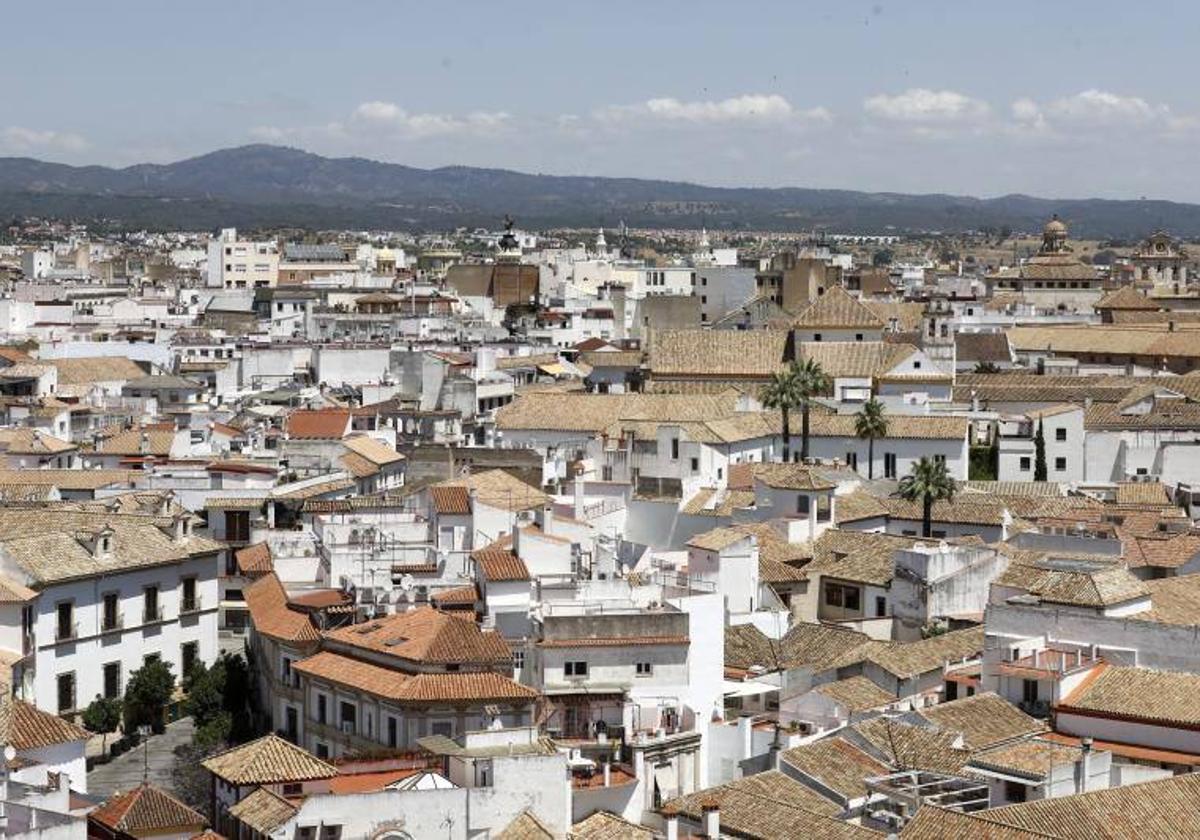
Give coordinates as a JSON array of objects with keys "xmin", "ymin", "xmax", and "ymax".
[{"xmin": 0, "ymin": 144, "xmax": 1195, "ymax": 237}]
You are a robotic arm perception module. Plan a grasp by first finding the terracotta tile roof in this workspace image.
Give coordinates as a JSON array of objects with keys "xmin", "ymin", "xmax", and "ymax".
[
  {"xmin": 323, "ymin": 607, "xmax": 510, "ymax": 666},
  {"xmin": 663, "ymin": 770, "xmax": 878, "ymax": 840},
  {"xmin": 680, "ymin": 486, "xmax": 757, "ymax": 517},
  {"xmin": 0, "ymin": 428, "xmax": 76, "ymax": 455},
  {"xmin": 430, "ymin": 583, "xmax": 479, "ymax": 605},
  {"xmin": 801, "ymin": 529, "xmax": 936, "ymax": 587},
  {"xmin": 430, "ymin": 485, "xmax": 471, "ymax": 515},
  {"xmin": 811, "ymin": 676, "xmax": 895, "ymax": 712},
  {"xmin": 243, "ymin": 573, "xmax": 320, "ymax": 644},
  {"xmin": 439, "ymin": 469, "xmax": 548, "ymax": 512},
  {"xmin": 792, "ymin": 286, "xmax": 885, "ymax": 329},
  {"xmin": 234, "ymin": 542, "xmax": 273, "ymax": 576},
  {"xmin": 724, "ymin": 624, "xmax": 782, "ymax": 672},
  {"xmin": 496, "ymin": 809, "xmax": 556, "ymax": 840},
  {"xmin": 1138, "ymin": 574, "xmax": 1200, "ymax": 624},
  {"xmin": 96, "ymin": 428, "xmax": 177, "ymax": 457},
  {"xmin": 862, "ymin": 300, "xmax": 925, "ymax": 331},
  {"xmin": 686, "ymin": 526, "xmax": 753, "ymax": 552},
  {"xmin": 0, "ymin": 468, "xmax": 142, "ymax": 490},
  {"xmin": 956, "ymin": 331, "xmax": 1013, "ymax": 363},
  {"xmin": 780, "ymin": 737, "xmax": 890, "ymax": 801},
  {"xmin": 778, "ymin": 621, "xmax": 875, "ymax": 671},
  {"xmin": 203, "ymin": 734, "xmax": 336, "ymax": 785},
  {"xmin": 1058, "ymin": 662, "xmax": 1200, "ymax": 728},
  {"xmin": 569, "ymin": 810, "xmax": 654, "ymax": 840},
  {"xmin": 338, "ymin": 451, "xmax": 379, "ymax": 477},
  {"xmin": 1115, "ymin": 481, "xmax": 1172, "ymax": 507},
  {"xmin": 226, "ymin": 785, "xmax": 298, "ymax": 834},
  {"xmin": 274, "ymin": 476, "xmax": 356, "ymax": 499},
  {"xmin": 0, "ymin": 575, "xmax": 36, "ymax": 603},
  {"xmin": 0, "ymin": 695, "xmax": 88, "ymax": 749},
  {"xmin": 326, "ymin": 767, "xmax": 421, "ymax": 794},
  {"xmin": 48, "ymin": 356, "xmax": 146, "ymax": 385},
  {"xmin": 797, "ymin": 340, "xmax": 918, "ymax": 378},
  {"xmin": 288, "ymin": 589, "xmax": 352, "ymax": 609},
  {"xmin": 901, "ymin": 807, "xmax": 1055, "ymax": 839},
  {"xmin": 917, "ymin": 692, "xmax": 1042, "ymax": 749},
  {"xmin": 750, "ymin": 462, "xmax": 837, "ymax": 491},
  {"xmin": 1095, "ymin": 284, "xmax": 1158, "ymax": 310},
  {"xmin": 473, "ymin": 546, "xmax": 531, "ymax": 582},
  {"xmin": 848, "ymin": 717, "xmax": 970, "ymax": 774},
  {"xmin": 647, "ymin": 329, "xmax": 790, "ymax": 378},
  {"xmin": 90, "ymin": 783, "xmax": 206, "ymax": 834},
  {"xmin": 285, "ymin": 409, "xmax": 350, "ymax": 440},
  {"xmin": 969, "ymin": 738, "xmax": 1083, "ymax": 781},
  {"xmin": 342, "ymin": 434, "xmax": 405, "ymax": 465},
  {"xmin": 293, "ymin": 650, "xmax": 536, "ymax": 705},
  {"xmin": 983, "ymin": 772, "xmax": 1200, "ymax": 839},
  {"xmin": 865, "ymin": 627, "xmax": 986, "ymax": 681}
]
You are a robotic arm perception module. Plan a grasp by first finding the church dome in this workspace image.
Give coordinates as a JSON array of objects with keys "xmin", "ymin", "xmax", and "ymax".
[{"xmin": 1043, "ymin": 216, "xmax": 1067, "ymax": 236}]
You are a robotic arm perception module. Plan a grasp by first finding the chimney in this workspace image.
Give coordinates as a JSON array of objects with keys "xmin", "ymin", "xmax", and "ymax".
[
  {"xmin": 663, "ymin": 805, "xmax": 680, "ymax": 840},
  {"xmin": 737, "ymin": 713, "xmax": 753, "ymax": 760},
  {"xmin": 573, "ymin": 473, "xmax": 586, "ymax": 521},
  {"xmin": 701, "ymin": 798, "xmax": 720, "ymax": 838},
  {"xmin": 1076, "ymin": 736, "xmax": 1094, "ymax": 793}
]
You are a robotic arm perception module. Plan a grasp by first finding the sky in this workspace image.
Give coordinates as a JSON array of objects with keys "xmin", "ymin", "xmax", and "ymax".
[{"xmin": 5, "ymin": 1, "xmax": 1200, "ymax": 201}]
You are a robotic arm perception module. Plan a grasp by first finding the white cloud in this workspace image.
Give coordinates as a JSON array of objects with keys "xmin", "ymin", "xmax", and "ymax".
[
  {"xmin": 1045, "ymin": 89, "xmax": 1167, "ymax": 125},
  {"xmin": 0, "ymin": 126, "xmax": 87, "ymax": 154},
  {"xmin": 350, "ymin": 101, "xmax": 510, "ymax": 137},
  {"xmin": 596, "ymin": 94, "xmax": 829, "ymax": 126},
  {"xmin": 863, "ymin": 88, "xmax": 989, "ymax": 123}
]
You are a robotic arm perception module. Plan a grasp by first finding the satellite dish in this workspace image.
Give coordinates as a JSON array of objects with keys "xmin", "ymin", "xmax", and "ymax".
[{"xmin": 3, "ymin": 745, "xmax": 15, "ymax": 763}]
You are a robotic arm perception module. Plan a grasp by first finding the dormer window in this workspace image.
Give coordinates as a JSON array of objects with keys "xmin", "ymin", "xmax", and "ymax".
[{"xmin": 99, "ymin": 535, "xmax": 112, "ymax": 554}]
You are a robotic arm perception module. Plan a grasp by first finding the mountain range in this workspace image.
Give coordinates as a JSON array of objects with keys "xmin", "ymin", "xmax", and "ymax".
[{"xmin": 0, "ymin": 144, "xmax": 1196, "ymax": 238}]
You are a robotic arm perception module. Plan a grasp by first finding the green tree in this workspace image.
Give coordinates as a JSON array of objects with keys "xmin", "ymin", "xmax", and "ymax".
[
  {"xmin": 123, "ymin": 659, "xmax": 175, "ymax": 734},
  {"xmin": 760, "ymin": 367, "xmax": 801, "ymax": 464},
  {"xmin": 82, "ymin": 695, "xmax": 122, "ymax": 753},
  {"xmin": 1034, "ymin": 417, "xmax": 1048, "ymax": 481},
  {"xmin": 898, "ymin": 457, "xmax": 957, "ymax": 538},
  {"xmin": 854, "ymin": 398, "xmax": 889, "ymax": 480},
  {"xmin": 792, "ymin": 358, "xmax": 829, "ymax": 461},
  {"xmin": 872, "ymin": 248, "xmax": 894, "ymax": 267}
]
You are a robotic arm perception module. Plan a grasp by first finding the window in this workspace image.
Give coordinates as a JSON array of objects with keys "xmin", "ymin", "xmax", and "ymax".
[
  {"xmin": 636, "ymin": 661, "xmax": 653, "ymax": 677},
  {"xmin": 317, "ymin": 693, "xmax": 328, "ymax": 725},
  {"xmin": 315, "ymin": 742, "xmax": 329, "ymax": 759},
  {"xmin": 182, "ymin": 577, "xmax": 197, "ymax": 612},
  {"xmin": 875, "ymin": 596, "xmax": 887, "ymax": 618},
  {"xmin": 340, "ymin": 701, "xmax": 356, "ymax": 734},
  {"xmin": 181, "ymin": 642, "xmax": 199, "ymax": 678},
  {"xmin": 1019, "ymin": 457, "xmax": 1031, "ymax": 472},
  {"xmin": 1055, "ymin": 428, "xmax": 1067, "ymax": 442},
  {"xmin": 56, "ymin": 602, "xmax": 74, "ymax": 641},
  {"xmin": 796, "ymin": 494, "xmax": 810, "ymax": 515},
  {"xmin": 225, "ymin": 510, "xmax": 250, "ymax": 543},
  {"xmin": 282, "ymin": 783, "xmax": 302, "ymax": 797},
  {"xmin": 690, "ymin": 457, "xmax": 699, "ymax": 472},
  {"xmin": 933, "ymin": 454, "xmax": 946, "ymax": 466},
  {"xmin": 670, "ymin": 439, "xmax": 679, "ymax": 460},
  {"xmin": 57, "ymin": 672, "xmax": 75, "ymax": 713},
  {"xmin": 884, "ymin": 453, "xmax": 897, "ymax": 479},
  {"xmin": 103, "ymin": 662, "xmax": 121, "ymax": 699},
  {"xmin": 855, "ymin": 333, "xmax": 863, "ymax": 342},
  {"xmin": 1055, "ymin": 457, "xmax": 1067, "ymax": 471},
  {"xmin": 1004, "ymin": 780, "xmax": 1028, "ymax": 803},
  {"xmin": 846, "ymin": 452, "xmax": 857, "ymax": 470},
  {"xmin": 824, "ymin": 582, "xmax": 861, "ymax": 612},
  {"xmin": 1022, "ymin": 679, "xmax": 1039, "ymax": 704},
  {"xmin": 565, "ymin": 661, "xmax": 589, "ymax": 677},
  {"xmin": 512, "ymin": 650, "xmax": 525, "ymax": 670},
  {"xmin": 913, "ymin": 360, "xmax": 922, "ymax": 370},
  {"xmin": 143, "ymin": 652, "xmax": 161, "ymax": 666},
  {"xmin": 102, "ymin": 592, "xmax": 119, "ymax": 631},
  {"xmin": 813, "ymin": 333, "xmax": 822, "ymax": 342},
  {"xmin": 143, "ymin": 586, "xmax": 160, "ymax": 623},
  {"xmin": 387, "ymin": 716, "xmax": 398, "ymax": 748}
]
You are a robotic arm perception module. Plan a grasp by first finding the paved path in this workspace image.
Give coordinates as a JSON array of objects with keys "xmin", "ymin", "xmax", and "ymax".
[{"xmin": 87, "ymin": 717, "xmax": 195, "ymax": 799}]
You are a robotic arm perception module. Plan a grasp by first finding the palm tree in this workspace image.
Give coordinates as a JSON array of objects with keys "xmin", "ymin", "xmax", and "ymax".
[
  {"xmin": 854, "ymin": 398, "xmax": 889, "ymax": 480},
  {"xmin": 760, "ymin": 367, "xmax": 800, "ymax": 463},
  {"xmin": 791, "ymin": 358, "xmax": 829, "ymax": 462},
  {"xmin": 898, "ymin": 457, "xmax": 957, "ymax": 538}
]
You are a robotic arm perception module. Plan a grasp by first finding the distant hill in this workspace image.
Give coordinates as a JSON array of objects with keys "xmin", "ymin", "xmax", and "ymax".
[{"xmin": 0, "ymin": 144, "xmax": 1196, "ymax": 237}]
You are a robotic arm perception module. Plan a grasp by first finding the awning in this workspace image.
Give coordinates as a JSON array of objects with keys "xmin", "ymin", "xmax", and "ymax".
[
  {"xmin": 653, "ymin": 763, "xmax": 679, "ymax": 802},
  {"xmin": 722, "ymin": 679, "xmax": 778, "ymax": 698}
]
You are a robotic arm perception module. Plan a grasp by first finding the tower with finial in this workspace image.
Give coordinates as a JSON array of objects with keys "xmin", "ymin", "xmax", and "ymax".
[
  {"xmin": 595, "ymin": 227, "xmax": 607, "ymax": 254},
  {"xmin": 496, "ymin": 215, "xmax": 521, "ymax": 263}
]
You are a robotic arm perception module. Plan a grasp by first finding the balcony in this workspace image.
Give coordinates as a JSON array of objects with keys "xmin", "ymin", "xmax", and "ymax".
[
  {"xmin": 142, "ymin": 605, "xmax": 165, "ymax": 625},
  {"xmin": 101, "ymin": 613, "xmax": 125, "ymax": 634},
  {"xmin": 55, "ymin": 622, "xmax": 78, "ymax": 643},
  {"xmin": 340, "ymin": 720, "xmax": 356, "ymax": 735},
  {"xmin": 180, "ymin": 595, "xmax": 202, "ymax": 615}
]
